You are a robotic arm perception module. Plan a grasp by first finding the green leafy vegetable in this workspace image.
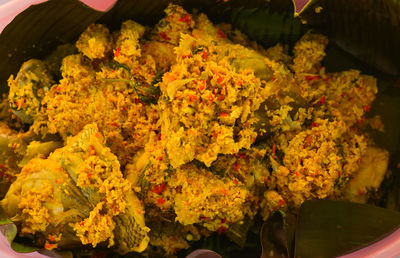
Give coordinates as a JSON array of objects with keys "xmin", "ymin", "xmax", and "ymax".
[
  {"xmin": 0, "ymin": 206, "xmax": 38, "ymax": 253},
  {"xmin": 0, "ymin": 1, "xmax": 400, "ymax": 257},
  {"xmin": 0, "ymin": 206, "xmax": 17, "ymax": 243},
  {"xmin": 11, "ymin": 242, "xmax": 40, "ymax": 253},
  {"xmin": 108, "ymin": 60, "xmax": 130, "ymax": 72}
]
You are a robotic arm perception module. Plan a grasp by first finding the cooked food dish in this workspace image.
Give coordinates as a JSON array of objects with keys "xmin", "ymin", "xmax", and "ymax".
[{"xmin": 0, "ymin": 3, "xmax": 389, "ymax": 256}]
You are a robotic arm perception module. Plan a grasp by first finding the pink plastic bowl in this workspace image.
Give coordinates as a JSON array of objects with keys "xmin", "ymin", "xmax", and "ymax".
[{"xmin": 0, "ymin": 1, "xmax": 399, "ymax": 257}]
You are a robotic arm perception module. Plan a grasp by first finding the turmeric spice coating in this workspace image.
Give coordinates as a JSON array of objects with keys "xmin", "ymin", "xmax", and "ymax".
[{"xmin": 0, "ymin": 3, "xmax": 389, "ymax": 256}]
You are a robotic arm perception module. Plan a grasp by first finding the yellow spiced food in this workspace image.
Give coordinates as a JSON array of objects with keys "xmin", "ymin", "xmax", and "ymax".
[{"xmin": 0, "ymin": 3, "xmax": 389, "ymax": 256}]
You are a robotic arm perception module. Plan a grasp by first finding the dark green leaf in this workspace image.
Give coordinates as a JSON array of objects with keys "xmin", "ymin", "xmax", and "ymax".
[
  {"xmin": 108, "ymin": 60, "xmax": 131, "ymax": 72},
  {"xmin": 227, "ymin": 3, "xmax": 306, "ymax": 47},
  {"xmin": 301, "ymin": 0, "xmax": 400, "ymax": 76},
  {"xmin": 11, "ymin": 242, "xmax": 39, "ymax": 253},
  {"xmin": 295, "ymin": 200, "xmax": 400, "ymax": 257},
  {"xmin": 150, "ymin": 69, "xmax": 164, "ymax": 88}
]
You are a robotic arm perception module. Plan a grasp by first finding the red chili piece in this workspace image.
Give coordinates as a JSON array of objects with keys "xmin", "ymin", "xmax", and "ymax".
[
  {"xmin": 178, "ymin": 14, "xmax": 192, "ymax": 24},
  {"xmin": 272, "ymin": 144, "xmax": 276, "ymax": 157},
  {"xmin": 311, "ymin": 122, "xmax": 319, "ymax": 128},
  {"xmin": 217, "ymin": 29, "xmax": 227, "ymax": 39},
  {"xmin": 153, "ymin": 182, "xmax": 165, "ymax": 195},
  {"xmin": 318, "ymin": 96, "xmax": 326, "ymax": 105},
  {"xmin": 305, "ymin": 75, "xmax": 320, "ymax": 82},
  {"xmin": 363, "ymin": 105, "xmax": 371, "ymax": 112},
  {"xmin": 217, "ymin": 226, "xmax": 228, "ymax": 235},
  {"xmin": 114, "ymin": 47, "xmax": 121, "ymax": 58},
  {"xmin": 159, "ymin": 31, "xmax": 171, "ymax": 41}
]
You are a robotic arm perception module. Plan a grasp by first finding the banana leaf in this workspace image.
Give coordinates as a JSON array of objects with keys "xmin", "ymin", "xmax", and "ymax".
[
  {"xmin": 1, "ymin": 0, "xmax": 399, "ymax": 91},
  {"xmin": 301, "ymin": 0, "xmax": 400, "ymax": 76},
  {"xmin": 295, "ymin": 200, "xmax": 400, "ymax": 257},
  {"xmin": 0, "ymin": 0, "xmax": 400, "ymax": 257},
  {"xmin": 257, "ymin": 200, "xmax": 400, "ymax": 258}
]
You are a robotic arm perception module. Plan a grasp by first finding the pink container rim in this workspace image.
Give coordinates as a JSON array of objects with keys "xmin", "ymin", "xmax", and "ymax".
[
  {"xmin": 0, "ymin": 1, "xmax": 399, "ymax": 257},
  {"xmin": 0, "ymin": 0, "xmax": 116, "ymax": 34}
]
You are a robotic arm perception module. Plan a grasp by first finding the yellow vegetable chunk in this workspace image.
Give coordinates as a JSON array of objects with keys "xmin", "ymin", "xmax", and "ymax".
[{"xmin": 344, "ymin": 147, "xmax": 389, "ymax": 203}]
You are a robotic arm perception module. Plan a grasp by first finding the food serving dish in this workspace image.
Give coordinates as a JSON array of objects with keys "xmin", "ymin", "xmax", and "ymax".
[{"xmin": 0, "ymin": 0, "xmax": 399, "ymax": 257}]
